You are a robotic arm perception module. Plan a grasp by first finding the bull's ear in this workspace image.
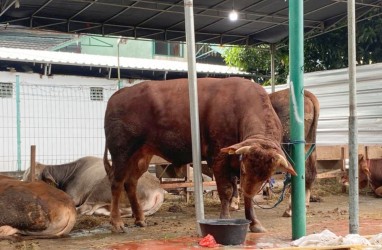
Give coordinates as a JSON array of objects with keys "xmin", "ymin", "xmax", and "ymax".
[{"xmin": 274, "ymin": 154, "xmax": 297, "ymax": 176}]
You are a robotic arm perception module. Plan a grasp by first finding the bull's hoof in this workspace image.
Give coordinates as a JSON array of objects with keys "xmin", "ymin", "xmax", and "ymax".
[
  {"xmin": 135, "ymin": 220, "xmax": 147, "ymax": 227},
  {"xmin": 249, "ymin": 224, "xmax": 267, "ymax": 233},
  {"xmin": 111, "ymin": 221, "xmax": 128, "ymax": 233},
  {"xmin": 229, "ymin": 197, "xmax": 240, "ymax": 211},
  {"xmin": 282, "ymin": 210, "xmax": 292, "ymax": 217}
]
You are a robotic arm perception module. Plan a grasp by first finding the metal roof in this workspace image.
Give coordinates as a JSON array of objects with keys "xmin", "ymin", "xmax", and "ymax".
[
  {"xmin": 1, "ymin": 0, "xmax": 381, "ymax": 45},
  {"xmin": 0, "ymin": 26, "xmax": 76, "ymax": 50},
  {"xmin": 0, "ymin": 46, "xmax": 248, "ymax": 75}
]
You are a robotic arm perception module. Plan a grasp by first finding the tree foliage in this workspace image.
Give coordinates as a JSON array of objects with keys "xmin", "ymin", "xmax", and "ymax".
[{"xmin": 223, "ymin": 7, "xmax": 382, "ymax": 85}]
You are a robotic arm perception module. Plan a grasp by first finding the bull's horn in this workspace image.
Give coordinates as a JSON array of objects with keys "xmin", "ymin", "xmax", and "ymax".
[
  {"xmin": 275, "ymin": 153, "xmax": 297, "ymax": 176},
  {"xmin": 235, "ymin": 146, "xmax": 251, "ymax": 155}
]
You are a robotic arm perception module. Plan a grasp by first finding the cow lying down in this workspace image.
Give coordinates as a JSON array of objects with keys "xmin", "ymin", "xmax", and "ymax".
[
  {"xmin": 22, "ymin": 156, "xmax": 165, "ymax": 217},
  {"xmin": 343, "ymin": 154, "xmax": 382, "ymax": 197},
  {"xmin": 0, "ymin": 175, "xmax": 76, "ymax": 237}
]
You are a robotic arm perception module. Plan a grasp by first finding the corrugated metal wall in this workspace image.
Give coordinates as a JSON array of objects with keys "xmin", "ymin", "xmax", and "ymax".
[{"xmin": 266, "ymin": 62, "xmax": 382, "ymax": 145}]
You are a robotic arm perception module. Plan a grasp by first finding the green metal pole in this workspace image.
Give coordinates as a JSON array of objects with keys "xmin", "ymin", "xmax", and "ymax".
[
  {"xmin": 289, "ymin": 0, "xmax": 306, "ymax": 239},
  {"xmin": 16, "ymin": 75, "xmax": 21, "ymax": 171}
]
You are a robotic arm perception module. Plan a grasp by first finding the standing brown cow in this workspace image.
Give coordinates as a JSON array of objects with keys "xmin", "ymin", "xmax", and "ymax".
[
  {"xmin": 104, "ymin": 77, "xmax": 296, "ymax": 233},
  {"xmin": 269, "ymin": 89, "xmax": 320, "ymax": 217}
]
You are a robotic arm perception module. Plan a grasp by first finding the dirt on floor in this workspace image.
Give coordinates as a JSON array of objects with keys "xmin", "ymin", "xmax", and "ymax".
[{"xmin": 1, "ymin": 178, "xmax": 382, "ymax": 250}]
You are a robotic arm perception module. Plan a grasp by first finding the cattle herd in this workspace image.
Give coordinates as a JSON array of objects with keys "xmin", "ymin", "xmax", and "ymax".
[{"xmin": 0, "ymin": 77, "xmax": 381, "ymax": 239}]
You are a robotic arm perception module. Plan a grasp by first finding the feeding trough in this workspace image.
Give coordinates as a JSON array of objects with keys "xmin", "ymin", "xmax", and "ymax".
[{"xmin": 198, "ymin": 219, "xmax": 250, "ymax": 245}]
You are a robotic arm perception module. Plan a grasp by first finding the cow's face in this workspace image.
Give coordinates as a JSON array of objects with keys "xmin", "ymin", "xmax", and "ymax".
[{"xmin": 221, "ymin": 139, "xmax": 296, "ymax": 197}]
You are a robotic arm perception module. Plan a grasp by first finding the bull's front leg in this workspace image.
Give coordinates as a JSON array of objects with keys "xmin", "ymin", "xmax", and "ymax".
[{"xmin": 244, "ymin": 196, "xmax": 266, "ymax": 233}]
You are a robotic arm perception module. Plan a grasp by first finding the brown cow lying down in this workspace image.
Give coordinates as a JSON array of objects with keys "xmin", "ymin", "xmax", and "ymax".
[
  {"xmin": 104, "ymin": 77, "xmax": 297, "ymax": 233},
  {"xmin": 22, "ymin": 156, "xmax": 164, "ymax": 217},
  {"xmin": 357, "ymin": 154, "xmax": 382, "ymax": 197},
  {"xmin": 269, "ymin": 89, "xmax": 320, "ymax": 217},
  {"xmin": 0, "ymin": 175, "xmax": 76, "ymax": 237}
]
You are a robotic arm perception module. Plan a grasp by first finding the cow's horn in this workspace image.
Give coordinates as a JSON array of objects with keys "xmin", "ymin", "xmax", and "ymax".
[
  {"xmin": 235, "ymin": 146, "xmax": 251, "ymax": 155},
  {"xmin": 275, "ymin": 153, "xmax": 297, "ymax": 176}
]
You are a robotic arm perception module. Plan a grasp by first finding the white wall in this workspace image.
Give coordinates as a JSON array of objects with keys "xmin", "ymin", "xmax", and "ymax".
[{"xmin": 0, "ymin": 72, "xmax": 145, "ymax": 171}]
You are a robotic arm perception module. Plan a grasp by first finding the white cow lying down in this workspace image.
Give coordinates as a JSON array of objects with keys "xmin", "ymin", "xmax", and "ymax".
[{"xmin": 23, "ymin": 156, "xmax": 165, "ymax": 217}]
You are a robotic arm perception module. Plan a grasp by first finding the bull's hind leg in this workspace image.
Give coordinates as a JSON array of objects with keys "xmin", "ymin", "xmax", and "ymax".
[
  {"xmin": 123, "ymin": 150, "xmax": 152, "ymax": 227},
  {"xmin": 109, "ymin": 167, "xmax": 128, "ymax": 233}
]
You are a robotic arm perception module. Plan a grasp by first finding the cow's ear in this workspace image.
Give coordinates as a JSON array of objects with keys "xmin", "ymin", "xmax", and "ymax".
[{"xmin": 42, "ymin": 171, "xmax": 58, "ymax": 187}]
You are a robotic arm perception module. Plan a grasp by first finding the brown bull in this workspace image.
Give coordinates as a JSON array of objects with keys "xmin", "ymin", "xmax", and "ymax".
[
  {"xmin": 269, "ymin": 89, "xmax": 320, "ymax": 217},
  {"xmin": 104, "ymin": 77, "xmax": 296, "ymax": 233},
  {"xmin": 357, "ymin": 154, "xmax": 382, "ymax": 197},
  {"xmin": 0, "ymin": 175, "xmax": 76, "ymax": 237}
]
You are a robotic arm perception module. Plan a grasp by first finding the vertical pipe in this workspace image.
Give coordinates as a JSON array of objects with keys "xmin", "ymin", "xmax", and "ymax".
[
  {"xmin": 30, "ymin": 145, "xmax": 36, "ymax": 182},
  {"xmin": 184, "ymin": 0, "xmax": 204, "ymax": 236},
  {"xmin": 289, "ymin": 0, "xmax": 306, "ymax": 239},
  {"xmin": 348, "ymin": 0, "xmax": 359, "ymax": 234},
  {"xmin": 270, "ymin": 43, "xmax": 276, "ymax": 93},
  {"xmin": 16, "ymin": 75, "xmax": 21, "ymax": 172},
  {"xmin": 117, "ymin": 41, "xmax": 123, "ymax": 89}
]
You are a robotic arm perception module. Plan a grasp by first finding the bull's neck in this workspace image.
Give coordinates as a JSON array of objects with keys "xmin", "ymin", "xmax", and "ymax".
[{"xmin": 47, "ymin": 162, "xmax": 80, "ymax": 188}]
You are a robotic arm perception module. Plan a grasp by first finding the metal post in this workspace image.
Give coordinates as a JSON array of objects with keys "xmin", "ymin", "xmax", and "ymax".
[
  {"xmin": 30, "ymin": 145, "xmax": 36, "ymax": 182},
  {"xmin": 184, "ymin": 0, "xmax": 205, "ymax": 236},
  {"xmin": 270, "ymin": 43, "xmax": 276, "ymax": 93},
  {"xmin": 16, "ymin": 75, "xmax": 21, "ymax": 172},
  {"xmin": 117, "ymin": 41, "xmax": 123, "ymax": 89},
  {"xmin": 289, "ymin": 0, "xmax": 306, "ymax": 239},
  {"xmin": 348, "ymin": 0, "xmax": 359, "ymax": 234}
]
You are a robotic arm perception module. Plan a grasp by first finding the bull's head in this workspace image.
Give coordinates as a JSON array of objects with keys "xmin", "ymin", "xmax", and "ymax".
[
  {"xmin": 358, "ymin": 154, "xmax": 370, "ymax": 189},
  {"xmin": 221, "ymin": 139, "xmax": 296, "ymax": 197},
  {"xmin": 22, "ymin": 163, "xmax": 58, "ymax": 187}
]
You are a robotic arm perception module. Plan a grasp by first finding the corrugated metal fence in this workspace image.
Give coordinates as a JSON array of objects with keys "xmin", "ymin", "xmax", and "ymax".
[{"xmin": 266, "ymin": 62, "xmax": 382, "ymax": 146}]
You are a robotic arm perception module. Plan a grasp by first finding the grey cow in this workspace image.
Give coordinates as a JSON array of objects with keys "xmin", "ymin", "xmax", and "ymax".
[{"xmin": 23, "ymin": 156, "xmax": 164, "ymax": 217}]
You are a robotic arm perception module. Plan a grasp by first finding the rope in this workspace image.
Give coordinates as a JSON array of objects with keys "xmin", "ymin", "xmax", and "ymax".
[{"xmin": 252, "ymin": 173, "xmax": 292, "ymax": 209}]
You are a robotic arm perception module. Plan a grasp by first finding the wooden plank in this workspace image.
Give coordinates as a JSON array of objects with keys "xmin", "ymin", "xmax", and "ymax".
[
  {"xmin": 316, "ymin": 145, "xmax": 345, "ymax": 160},
  {"xmin": 365, "ymin": 145, "xmax": 382, "ymax": 159},
  {"xmin": 160, "ymin": 181, "xmax": 216, "ymax": 189},
  {"xmin": 316, "ymin": 169, "xmax": 343, "ymax": 179}
]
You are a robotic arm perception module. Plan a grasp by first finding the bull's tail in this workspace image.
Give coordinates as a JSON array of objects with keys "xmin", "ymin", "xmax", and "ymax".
[
  {"xmin": 305, "ymin": 90, "xmax": 320, "ymax": 143},
  {"xmin": 103, "ymin": 144, "xmax": 112, "ymax": 176}
]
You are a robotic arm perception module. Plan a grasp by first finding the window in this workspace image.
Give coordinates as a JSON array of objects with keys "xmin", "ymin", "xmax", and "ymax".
[
  {"xmin": 154, "ymin": 41, "xmax": 183, "ymax": 57},
  {"xmin": 90, "ymin": 87, "xmax": 103, "ymax": 101},
  {"xmin": 0, "ymin": 82, "xmax": 13, "ymax": 98}
]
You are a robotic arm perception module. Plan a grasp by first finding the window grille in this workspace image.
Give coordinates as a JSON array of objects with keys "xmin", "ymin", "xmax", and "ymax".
[
  {"xmin": 90, "ymin": 87, "xmax": 103, "ymax": 101},
  {"xmin": 0, "ymin": 82, "xmax": 13, "ymax": 98}
]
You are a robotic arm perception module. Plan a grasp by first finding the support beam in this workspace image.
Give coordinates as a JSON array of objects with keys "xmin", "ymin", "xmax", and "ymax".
[
  {"xmin": 289, "ymin": 0, "xmax": 306, "ymax": 240},
  {"xmin": 347, "ymin": 0, "xmax": 359, "ymax": 234},
  {"xmin": 184, "ymin": 0, "xmax": 204, "ymax": 236}
]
